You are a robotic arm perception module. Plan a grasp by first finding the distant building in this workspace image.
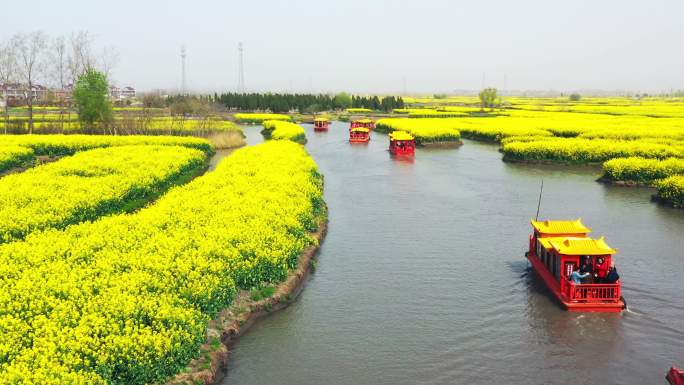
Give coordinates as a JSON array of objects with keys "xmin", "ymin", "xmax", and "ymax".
[
  {"xmin": 109, "ymin": 85, "xmax": 136, "ymax": 100},
  {"xmin": 109, "ymin": 85, "xmax": 121, "ymax": 99},
  {"xmin": 30, "ymin": 85, "xmax": 48, "ymax": 101},
  {"xmin": 121, "ymin": 86, "xmax": 136, "ymax": 99},
  {"xmin": 54, "ymin": 84, "xmax": 73, "ymax": 101},
  {"xmin": 0, "ymin": 83, "xmax": 25, "ymax": 101},
  {"xmin": 1, "ymin": 83, "xmax": 50, "ymax": 102},
  {"xmin": 1, "ymin": 82, "xmax": 135, "ymax": 103}
]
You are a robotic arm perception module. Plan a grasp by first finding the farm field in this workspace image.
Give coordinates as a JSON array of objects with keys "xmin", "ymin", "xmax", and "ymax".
[
  {"xmin": 4, "ymin": 2, "xmax": 684, "ymax": 383},
  {"xmin": 374, "ymin": 118, "xmax": 461, "ymax": 145},
  {"xmin": 370, "ymin": 97, "xmax": 684, "ymax": 206},
  {"xmin": 0, "ymin": 138, "xmax": 324, "ymax": 384},
  {"xmin": 0, "ymin": 97, "xmax": 683, "ymax": 385},
  {"xmin": 0, "ymin": 145, "xmax": 207, "ymax": 243}
]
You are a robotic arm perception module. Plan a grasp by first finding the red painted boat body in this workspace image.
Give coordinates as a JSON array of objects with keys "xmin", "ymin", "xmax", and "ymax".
[
  {"xmin": 668, "ymin": 366, "xmax": 684, "ymax": 385},
  {"xmin": 389, "ymin": 132, "xmax": 415, "ymax": 156},
  {"xmin": 349, "ymin": 128, "xmax": 370, "ymax": 143},
  {"xmin": 313, "ymin": 120, "xmax": 329, "ymax": 132},
  {"xmin": 527, "ymin": 219, "xmax": 625, "ymax": 313}
]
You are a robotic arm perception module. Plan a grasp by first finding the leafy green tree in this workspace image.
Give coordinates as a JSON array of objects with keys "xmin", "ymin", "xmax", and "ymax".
[
  {"xmin": 478, "ymin": 87, "xmax": 498, "ymax": 110},
  {"xmin": 73, "ymin": 69, "xmax": 112, "ymax": 131},
  {"xmin": 569, "ymin": 93, "xmax": 581, "ymax": 101},
  {"xmin": 333, "ymin": 92, "xmax": 352, "ymax": 110}
]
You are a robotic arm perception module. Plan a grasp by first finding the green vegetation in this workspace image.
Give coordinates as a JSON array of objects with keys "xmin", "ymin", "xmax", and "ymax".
[
  {"xmin": 234, "ymin": 113, "xmax": 292, "ymax": 124},
  {"xmin": 479, "ymin": 88, "xmax": 498, "ymax": 110},
  {"xmin": 375, "ymin": 118, "xmax": 461, "ymax": 145},
  {"xmin": 214, "ymin": 92, "xmax": 404, "ymax": 113},
  {"xmin": 602, "ymin": 157, "xmax": 684, "ymax": 184},
  {"xmin": 250, "ymin": 286, "xmax": 277, "ymax": 301},
  {"xmin": 262, "ymin": 120, "xmax": 307, "ymax": 144},
  {"xmin": 502, "ymin": 139, "xmax": 684, "ymax": 164},
  {"xmin": 0, "ymin": 146, "xmax": 34, "ymax": 173},
  {"xmin": 0, "ymin": 145, "xmax": 207, "ymax": 243},
  {"xmin": 0, "ymin": 140, "xmax": 324, "ymax": 383},
  {"xmin": 0, "ymin": 134, "xmax": 214, "ymax": 156},
  {"xmin": 73, "ymin": 69, "xmax": 113, "ymax": 131},
  {"xmin": 656, "ymin": 176, "xmax": 684, "ymax": 207}
]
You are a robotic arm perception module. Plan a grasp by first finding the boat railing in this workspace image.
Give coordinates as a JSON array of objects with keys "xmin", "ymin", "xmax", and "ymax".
[
  {"xmin": 529, "ymin": 234, "xmax": 535, "ymax": 254},
  {"xmin": 562, "ymin": 280, "xmax": 621, "ymax": 302}
]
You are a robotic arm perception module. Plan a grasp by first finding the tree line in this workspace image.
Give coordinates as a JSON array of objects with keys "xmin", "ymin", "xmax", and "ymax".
[
  {"xmin": 212, "ymin": 92, "xmax": 405, "ymax": 113},
  {"xmin": 0, "ymin": 30, "xmax": 117, "ymax": 133}
]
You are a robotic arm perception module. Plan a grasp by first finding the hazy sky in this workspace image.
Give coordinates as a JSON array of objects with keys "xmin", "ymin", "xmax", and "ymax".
[{"xmin": 3, "ymin": 0, "xmax": 684, "ymax": 94}]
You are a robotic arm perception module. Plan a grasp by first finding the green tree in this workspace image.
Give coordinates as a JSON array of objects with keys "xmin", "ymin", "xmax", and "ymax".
[
  {"xmin": 333, "ymin": 92, "xmax": 352, "ymax": 110},
  {"xmin": 569, "ymin": 93, "xmax": 581, "ymax": 101},
  {"xmin": 478, "ymin": 87, "xmax": 498, "ymax": 110},
  {"xmin": 73, "ymin": 69, "xmax": 112, "ymax": 132}
]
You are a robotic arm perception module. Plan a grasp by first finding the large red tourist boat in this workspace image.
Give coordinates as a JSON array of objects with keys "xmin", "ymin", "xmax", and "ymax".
[
  {"xmin": 313, "ymin": 117, "xmax": 329, "ymax": 132},
  {"xmin": 349, "ymin": 127, "xmax": 370, "ymax": 143},
  {"xmin": 668, "ymin": 366, "xmax": 684, "ymax": 385},
  {"xmin": 389, "ymin": 131, "xmax": 415, "ymax": 155},
  {"xmin": 526, "ymin": 219, "xmax": 625, "ymax": 312},
  {"xmin": 350, "ymin": 118, "xmax": 374, "ymax": 130}
]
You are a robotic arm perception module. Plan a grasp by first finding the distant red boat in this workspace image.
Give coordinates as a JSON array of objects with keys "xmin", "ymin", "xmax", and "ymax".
[
  {"xmin": 313, "ymin": 117, "xmax": 329, "ymax": 132},
  {"xmin": 526, "ymin": 219, "xmax": 625, "ymax": 312},
  {"xmin": 668, "ymin": 366, "xmax": 684, "ymax": 385},
  {"xmin": 349, "ymin": 127, "xmax": 370, "ymax": 143},
  {"xmin": 350, "ymin": 119, "xmax": 374, "ymax": 131},
  {"xmin": 389, "ymin": 131, "xmax": 415, "ymax": 156}
]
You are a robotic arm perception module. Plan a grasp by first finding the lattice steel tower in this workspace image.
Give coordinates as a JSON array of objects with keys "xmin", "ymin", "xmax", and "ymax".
[{"xmin": 238, "ymin": 42, "xmax": 245, "ymax": 93}]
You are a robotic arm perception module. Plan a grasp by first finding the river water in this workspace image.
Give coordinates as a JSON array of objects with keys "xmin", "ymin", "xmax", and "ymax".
[{"xmin": 219, "ymin": 121, "xmax": 684, "ymax": 385}]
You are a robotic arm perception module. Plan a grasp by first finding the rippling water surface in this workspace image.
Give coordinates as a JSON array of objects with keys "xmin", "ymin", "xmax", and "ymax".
[{"xmin": 219, "ymin": 122, "xmax": 684, "ymax": 385}]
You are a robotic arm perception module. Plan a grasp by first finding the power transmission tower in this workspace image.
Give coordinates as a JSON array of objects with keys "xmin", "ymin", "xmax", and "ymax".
[
  {"xmin": 238, "ymin": 42, "xmax": 245, "ymax": 93},
  {"xmin": 181, "ymin": 46, "xmax": 187, "ymax": 94}
]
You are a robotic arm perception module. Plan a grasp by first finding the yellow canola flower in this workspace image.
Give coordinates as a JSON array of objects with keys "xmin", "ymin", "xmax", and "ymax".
[
  {"xmin": 0, "ymin": 140, "xmax": 324, "ymax": 384},
  {"xmin": 0, "ymin": 145, "xmax": 207, "ymax": 243},
  {"xmin": 0, "ymin": 134, "xmax": 213, "ymax": 156},
  {"xmin": 0, "ymin": 146, "xmax": 34, "ymax": 173},
  {"xmin": 376, "ymin": 118, "xmax": 460, "ymax": 145},
  {"xmin": 234, "ymin": 113, "xmax": 291, "ymax": 123},
  {"xmin": 262, "ymin": 120, "xmax": 307, "ymax": 144}
]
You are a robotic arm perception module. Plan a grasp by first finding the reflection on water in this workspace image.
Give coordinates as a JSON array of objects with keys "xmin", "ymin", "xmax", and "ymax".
[{"xmin": 217, "ymin": 123, "xmax": 684, "ymax": 385}]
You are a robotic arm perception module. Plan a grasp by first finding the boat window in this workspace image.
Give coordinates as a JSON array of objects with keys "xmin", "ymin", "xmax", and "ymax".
[{"xmin": 554, "ymin": 254, "xmax": 561, "ymax": 281}]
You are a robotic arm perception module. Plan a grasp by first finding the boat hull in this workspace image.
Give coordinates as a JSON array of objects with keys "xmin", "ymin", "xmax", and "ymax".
[
  {"xmin": 526, "ymin": 252, "xmax": 625, "ymax": 312},
  {"xmin": 390, "ymin": 148, "xmax": 414, "ymax": 156},
  {"xmin": 668, "ymin": 366, "xmax": 684, "ymax": 385},
  {"xmin": 349, "ymin": 137, "xmax": 370, "ymax": 143}
]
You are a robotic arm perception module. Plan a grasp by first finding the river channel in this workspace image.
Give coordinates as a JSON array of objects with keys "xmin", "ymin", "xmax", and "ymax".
[{"xmin": 218, "ymin": 121, "xmax": 684, "ymax": 385}]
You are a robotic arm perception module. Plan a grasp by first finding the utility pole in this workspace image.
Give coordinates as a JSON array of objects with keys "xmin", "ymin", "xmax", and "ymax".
[
  {"xmin": 181, "ymin": 46, "xmax": 186, "ymax": 94},
  {"xmin": 238, "ymin": 42, "xmax": 245, "ymax": 93}
]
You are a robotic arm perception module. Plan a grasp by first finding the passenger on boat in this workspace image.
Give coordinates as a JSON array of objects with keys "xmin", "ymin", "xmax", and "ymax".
[
  {"xmin": 569, "ymin": 270, "xmax": 591, "ymax": 284},
  {"xmin": 594, "ymin": 257, "xmax": 609, "ymax": 283},
  {"xmin": 580, "ymin": 256, "xmax": 594, "ymax": 283},
  {"xmin": 606, "ymin": 261, "xmax": 620, "ymax": 284}
]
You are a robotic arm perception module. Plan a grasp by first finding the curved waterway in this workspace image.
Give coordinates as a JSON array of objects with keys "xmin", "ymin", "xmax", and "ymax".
[{"xmin": 218, "ymin": 122, "xmax": 684, "ymax": 385}]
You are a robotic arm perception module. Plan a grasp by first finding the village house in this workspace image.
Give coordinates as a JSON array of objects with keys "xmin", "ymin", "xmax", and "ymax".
[{"xmin": 109, "ymin": 85, "xmax": 136, "ymax": 100}]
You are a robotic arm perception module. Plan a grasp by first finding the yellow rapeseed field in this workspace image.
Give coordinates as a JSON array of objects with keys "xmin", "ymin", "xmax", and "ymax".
[{"xmin": 0, "ymin": 140, "xmax": 324, "ymax": 384}]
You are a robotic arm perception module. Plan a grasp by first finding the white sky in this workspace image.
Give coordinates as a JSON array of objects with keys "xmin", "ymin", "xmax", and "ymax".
[{"xmin": 3, "ymin": 0, "xmax": 683, "ymax": 94}]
